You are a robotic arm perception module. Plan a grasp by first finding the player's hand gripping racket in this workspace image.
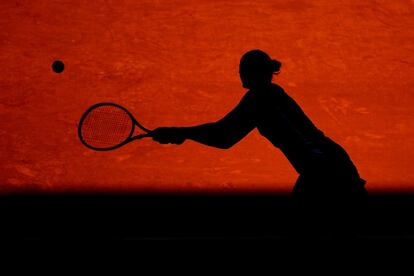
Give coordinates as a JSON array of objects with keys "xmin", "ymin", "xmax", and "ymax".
[{"xmin": 78, "ymin": 102, "xmax": 152, "ymax": 151}]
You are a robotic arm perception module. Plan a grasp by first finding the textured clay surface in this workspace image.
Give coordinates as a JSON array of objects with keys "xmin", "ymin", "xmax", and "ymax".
[{"xmin": 0, "ymin": 0, "xmax": 413, "ymax": 193}]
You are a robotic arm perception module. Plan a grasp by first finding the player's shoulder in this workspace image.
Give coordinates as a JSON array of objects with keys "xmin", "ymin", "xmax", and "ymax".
[
  {"xmin": 270, "ymin": 83, "xmax": 286, "ymax": 95},
  {"xmin": 271, "ymin": 83, "xmax": 294, "ymax": 102},
  {"xmin": 271, "ymin": 82, "xmax": 284, "ymax": 90},
  {"xmin": 242, "ymin": 83, "xmax": 287, "ymax": 103}
]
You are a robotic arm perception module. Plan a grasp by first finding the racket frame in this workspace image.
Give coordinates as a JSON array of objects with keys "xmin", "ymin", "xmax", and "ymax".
[{"xmin": 78, "ymin": 102, "xmax": 152, "ymax": 151}]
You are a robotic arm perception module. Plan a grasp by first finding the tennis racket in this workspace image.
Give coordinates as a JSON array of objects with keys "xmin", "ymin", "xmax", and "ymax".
[{"xmin": 78, "ymin": 102, "xmax": 152, "ymax": 151}]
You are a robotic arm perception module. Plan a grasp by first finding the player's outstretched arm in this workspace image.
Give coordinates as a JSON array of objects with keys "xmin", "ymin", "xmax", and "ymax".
[{"xmin": 152, "ymin": 93, "xmax": 256, "ymax": 149}]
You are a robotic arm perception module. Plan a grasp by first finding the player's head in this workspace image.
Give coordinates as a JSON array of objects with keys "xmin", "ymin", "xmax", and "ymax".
[{"xmin": 239, "ymin": 49, "xmax": 281, "ymax": 89}]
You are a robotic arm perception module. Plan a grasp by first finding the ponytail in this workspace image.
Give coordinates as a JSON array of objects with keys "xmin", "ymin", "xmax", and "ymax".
[{"xmin": 270, "ymin": 59, "xmax": 282, "ymax": 74}]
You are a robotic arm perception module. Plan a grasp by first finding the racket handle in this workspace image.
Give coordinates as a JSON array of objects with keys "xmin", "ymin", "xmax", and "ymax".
[{"xmin": 137, "ymin": 132, "xmax": 153, "ymax": 139}]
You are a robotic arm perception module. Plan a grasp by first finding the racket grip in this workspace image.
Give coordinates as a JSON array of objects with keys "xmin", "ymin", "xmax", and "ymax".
[
  {"xmin": 142, "ymin": 132, "xmax": 154, "ymax": 138},
  {"xmin": 132, "ymin": 132, "xmax": 153, "ymax": 140}
]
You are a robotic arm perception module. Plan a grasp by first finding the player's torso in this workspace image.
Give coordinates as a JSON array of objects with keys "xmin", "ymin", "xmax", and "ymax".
[
  {"xmin": 252, "ymin": 85, "xmax": 322, "ymax": 145},
  {"xmin": 250, "ymin": 84, "xmax": 328, "ymax": 173}
]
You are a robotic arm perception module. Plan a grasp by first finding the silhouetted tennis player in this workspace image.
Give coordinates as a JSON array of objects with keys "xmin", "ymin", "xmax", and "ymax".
[{"xmin": 151, "ymin": 49, "xmax": 367, "ymax": 199}]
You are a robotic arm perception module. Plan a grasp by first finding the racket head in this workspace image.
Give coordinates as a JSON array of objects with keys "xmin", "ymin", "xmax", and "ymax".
[{"xmin": 78, "ymin": 102, "xmax": 136, "ymax": 151}]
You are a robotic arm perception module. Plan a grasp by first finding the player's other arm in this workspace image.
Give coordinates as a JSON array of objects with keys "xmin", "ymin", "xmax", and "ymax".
[{"xmin": 152, "ymin": 93, "xmax": 256, "ymax": 149}]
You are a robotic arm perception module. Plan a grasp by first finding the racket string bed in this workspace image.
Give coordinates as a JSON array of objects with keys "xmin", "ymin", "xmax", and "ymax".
[{"xmin": 81, "ymin": 106, "xmax": 133, "ymax": 148}]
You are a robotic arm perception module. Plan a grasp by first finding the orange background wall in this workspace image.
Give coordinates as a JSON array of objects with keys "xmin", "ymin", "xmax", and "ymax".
[{"xmin": 0, "ymin": 0, "xmax": 413, "ymax": 193}]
